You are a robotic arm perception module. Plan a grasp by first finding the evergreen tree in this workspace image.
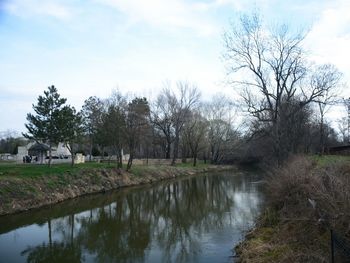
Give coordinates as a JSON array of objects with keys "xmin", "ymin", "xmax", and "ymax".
[{"xmin": 23, "ymin": 85, "xmax": 67, "ymax": 167}]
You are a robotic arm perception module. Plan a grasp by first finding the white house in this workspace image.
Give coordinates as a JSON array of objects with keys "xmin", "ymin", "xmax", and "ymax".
[{"xmin": 17, "ymin": 142, "xmax": 71, "ymax": 163}]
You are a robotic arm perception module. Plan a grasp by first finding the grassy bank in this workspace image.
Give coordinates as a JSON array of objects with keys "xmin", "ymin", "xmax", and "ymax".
[
  {"xmin": 236, "ymin": 155, "xmax": 350, "ymax": 262},
  {"xmin": 0, "ymin": 161, "xmax": 233, "ymax": 216}
]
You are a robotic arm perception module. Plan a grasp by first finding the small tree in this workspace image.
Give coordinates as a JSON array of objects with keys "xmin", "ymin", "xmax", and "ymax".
[
  {"xmin": 125, "ymin": 97, "xmax": 150, "ymax": 171},
  {"xmin": 60, "ymin": 105, "xmax": 84, "ymax": 166},
  {"xmin": 81, "ymin": 96, "xmax": 104, "ymax": 161},
  {"xmin": 183, "ymin": 110, "xmax": 208, "ymax": 166},
  {"xmin": 98, "ymin": 91, "xmax": 127, "ymax": 168},
  {"xmin": 23, "ymin": 85, "xmax": 67, "ymax": 167}
]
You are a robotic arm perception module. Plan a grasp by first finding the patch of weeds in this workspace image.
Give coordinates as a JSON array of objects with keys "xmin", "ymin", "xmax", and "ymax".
[
  {"xmin": 89, "ymin": 173, "xmax": 101, "ymax": 184},
  {"xmin": 261, "ymin": 244, "xmax": 290, "ymax": 261},
  {"xmin": 46, "ymin": 180, "xmax": 57, "ymax": 190},
  {"xmin": 261, "ymin": 208, "xmax": 279, "ymax": 227},
  {"xmin": 129, "ymin": 166, "xmax": 145, "ymax": 177}
]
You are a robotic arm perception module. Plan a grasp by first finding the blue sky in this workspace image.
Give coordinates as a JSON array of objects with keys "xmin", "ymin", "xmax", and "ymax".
[{"xmin": 0, "ymin": 0, "xmax": 350, "ymax": 134}]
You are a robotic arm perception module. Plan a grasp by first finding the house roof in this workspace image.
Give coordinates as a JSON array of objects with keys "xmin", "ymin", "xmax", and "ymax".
[{"xmin": 28, "ymin": 143, "xmax": 50, "ymax": 152}]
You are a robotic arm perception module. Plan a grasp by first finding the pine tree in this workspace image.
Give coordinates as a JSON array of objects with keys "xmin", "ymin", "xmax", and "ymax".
[{"xmin": 23, "ymin": 85, "xmax": 67, "ymax": 167}]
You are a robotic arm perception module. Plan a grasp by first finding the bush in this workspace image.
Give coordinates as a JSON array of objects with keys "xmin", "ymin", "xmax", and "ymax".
[
  {"xmin": 263, "ymin": 155, "xmax": 350, "ymax": 261},
  {"xmin": 268, "ymin": 156, "xmax": 350, "ymax": 233}
]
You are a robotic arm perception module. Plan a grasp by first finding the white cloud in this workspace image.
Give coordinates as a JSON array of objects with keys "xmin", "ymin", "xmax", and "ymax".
[
  {"xmin": 305, "ymin": 0, "xmax": 350, "ymax": 96},
  {"xmin": 95, "ymin": 0, "xmax": 217, "ymax": 36},
  {"xmin": 213, "ymin": 0, "xmax": 272, "ymax": 12},
  {"xmin": 4, "ymin": 0, "xmax": 73, "ymax": 20}
]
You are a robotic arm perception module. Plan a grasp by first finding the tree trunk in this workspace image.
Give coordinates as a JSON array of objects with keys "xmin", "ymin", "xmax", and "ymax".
[
  {"xmin": 89, "ymin": 136, "xmax": 93, "ymax": 162},
  {"xmin": 165, "ymin": 140, "xmax": 171, "ymax": 159},
  {"xmin": 319, "ymin": 116, "xmax": 324, "ymax": 156},
  {"xmin": 70, "ymin": 144, "xmax": 75, "ymax": 167},
  {"xmin": 48, "ymin": 143, "xmax": 52, "ymax": 167},
  {"xmin": 126, "ymin": 153, "xmax": 133, "ymax": 171},
  {"xmin": 118, "ymin": 148, "xmax": 123, "ymax": 168},
  {"xmin": 171, "ymin": 132, "xmax": 179, "ymax": 166}
]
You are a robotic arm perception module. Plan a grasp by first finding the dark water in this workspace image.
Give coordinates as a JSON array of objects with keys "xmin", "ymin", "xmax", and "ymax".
[{"xmin": 0, "ymin": 171, "xmax": 264, "ymax": 263}]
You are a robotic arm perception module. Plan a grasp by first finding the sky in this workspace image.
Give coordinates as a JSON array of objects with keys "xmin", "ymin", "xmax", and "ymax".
[{"xmin": 0, "ymin": 0, "xmax": 350, "ymax": 134}]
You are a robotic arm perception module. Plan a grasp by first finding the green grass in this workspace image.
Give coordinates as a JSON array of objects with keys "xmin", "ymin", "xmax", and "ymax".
[
  {"xmin": 0, "ymin": 159, "xmax": 213, "ymax": 179},
  {"xmin": 310, "ymin": 154, "xmax": 350, "ymax": 166},
  {"xmin": 127, "ymin": 164, "xmax": 149, "ymax": 176},
  {"xmin": 172, "ymin": 160, "xmax": 210, "ymax": 169},
  {"xmin": 0, "ymin": 162, "xmax": 117, "ymax": 178}
]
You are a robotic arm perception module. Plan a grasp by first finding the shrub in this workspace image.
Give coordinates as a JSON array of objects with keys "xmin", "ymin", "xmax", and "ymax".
[{"xmin": 264, "ymin": 155, "xmax": 350, "ymax": 261}]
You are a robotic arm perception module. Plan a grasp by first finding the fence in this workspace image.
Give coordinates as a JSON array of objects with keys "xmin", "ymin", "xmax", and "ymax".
[{"xmin": 331, "ymin": 230, "xmax": 350, "ymax": 263}]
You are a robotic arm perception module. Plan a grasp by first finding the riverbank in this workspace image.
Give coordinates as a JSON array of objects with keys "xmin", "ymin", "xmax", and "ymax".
[
  {"xmin": 235, "ymin": 155, "xmax": 350, "ymax": 262},
  {"xmin": 0, "ymin": 162, "xmax": 234, "ymax": 216}
]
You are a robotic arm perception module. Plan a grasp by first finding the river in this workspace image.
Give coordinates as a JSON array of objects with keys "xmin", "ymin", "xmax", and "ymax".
[{"xmin": 0, "ymin": 170, "xmax": 264, "ymax": 263}]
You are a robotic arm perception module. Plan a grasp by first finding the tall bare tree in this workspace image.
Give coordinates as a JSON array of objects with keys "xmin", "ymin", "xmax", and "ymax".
[
  {"xmin": 223, "ymin": 13, "xmax": 336, "ymax": 163},
  {"xmin": 151, "ymin": 85, "xmax": 175, "ymax": 159},
  {"xmin": 169, "ymin": 81, "xmax": 201, "ymax": 165}
]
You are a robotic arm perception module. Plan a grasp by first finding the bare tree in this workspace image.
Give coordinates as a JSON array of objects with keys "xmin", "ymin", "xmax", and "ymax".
[
  {"xmin": 223, "ymin": 13, "xmax": 336, "ymax": 164},
  {"xmin": 344, "ymin": 98, "xmax": 350, "ymax": 144},
  {"xmin": 183, "ymin": 110, "xmax": 208, "ymax": 166},
  {"xmin": 151, "ymin": 83, "xmax": 175, "ymax": 159},
  {"xmin": 337, "ymin": 117, "xmax": 348, "ymax": 143},
  {"xmin": 311, "ymin": 64, "xmax": 342, "ymax": 154},
  {"xmin": 203, "ymin": 94, "xmax": 236, "ymax": 164},
  {"xmin": 151, "ymin": 81, "xmax": 201, "ymax": 163},
  {"xmin": 169, "ymin": 81, "xmax": 201, "ymax": 165}
]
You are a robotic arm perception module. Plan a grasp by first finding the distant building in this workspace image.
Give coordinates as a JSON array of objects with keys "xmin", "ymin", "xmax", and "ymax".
[
  {"xmin": 327, "ymin": 145, "xmax": 350, "ymax": 155},
  {"xmin": 17, "ymin": 141, "xmax": 36, "ymax": 162},
  {"xmin": 17, "ymin": 142, "xmax": 71, "ymax": 163}
]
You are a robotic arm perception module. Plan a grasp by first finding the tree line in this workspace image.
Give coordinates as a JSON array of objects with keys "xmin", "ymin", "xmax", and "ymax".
[
  {"xmin": 15, "ymin": 12, "xmax": 348, "ymax": 168},
  {"xmin": 22, "ymin": 82, "xmax": 241, "ymax": 169}
]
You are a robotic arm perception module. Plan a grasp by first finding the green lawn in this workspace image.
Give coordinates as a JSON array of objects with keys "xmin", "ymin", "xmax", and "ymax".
[
  {"xmin": 0, "ymin": 162, "xmax": 117, "ymax": 178},
  {"xmin": 311, "ymin": 154, "xmax": 350, "ymax": 166},
  {"xmin": 173, "ymin": 160, "xmax": 209, "ymax": 168},
  {"xmin": 0, "ymin": 160, "xmax": 211, "ymax": 178}
]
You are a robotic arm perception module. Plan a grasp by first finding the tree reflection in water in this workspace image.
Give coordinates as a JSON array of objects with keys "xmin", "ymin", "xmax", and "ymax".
[{"xmin": 8, "ymin": 172, "xmax": 263, "ymax": 263}]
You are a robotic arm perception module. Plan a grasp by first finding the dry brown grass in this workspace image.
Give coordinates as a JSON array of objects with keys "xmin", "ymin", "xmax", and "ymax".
[
  {"xmin": 268, "ymin": 156, "xmax": 350, "ymax": 235},
  {"xmin": 237, "ymin": 155, "xmax": 350, "ymax": 262}
]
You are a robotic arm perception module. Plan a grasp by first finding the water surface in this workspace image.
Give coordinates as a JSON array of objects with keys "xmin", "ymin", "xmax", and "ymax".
[{"xmin": 0, "ymin": 171, "xmax": 264, "ymax": 263}]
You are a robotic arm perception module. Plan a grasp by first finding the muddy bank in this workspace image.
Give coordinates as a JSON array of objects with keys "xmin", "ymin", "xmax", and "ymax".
[{"xmin": 0, "ymin": 165, "xmax": 233, "ymax": 216}]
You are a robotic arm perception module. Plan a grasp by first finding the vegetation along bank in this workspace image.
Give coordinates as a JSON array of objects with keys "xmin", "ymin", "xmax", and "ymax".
[
  {"xmin": 0, "ymin": 162, "xmax": 233, "ymax": 216},
  {"xmin": 236, "ymin": 155, "xmax": 350, "ymax": 263}
]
